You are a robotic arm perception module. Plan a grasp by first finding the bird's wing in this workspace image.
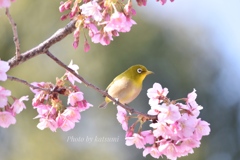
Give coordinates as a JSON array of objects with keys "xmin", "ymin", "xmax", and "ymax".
[
  {"xmin": 106, "ymin": 74, "xmax": 124, "ymax": 91},
  {"xmin": 106, "ymin": 77, "xmax": 131, "ymax": 99}
]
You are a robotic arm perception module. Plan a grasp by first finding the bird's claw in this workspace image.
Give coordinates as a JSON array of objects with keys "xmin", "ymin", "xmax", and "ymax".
[
  {"xmin": 124, "ymin": 104, "xmax": 134, "ymax": 114},
  {"xmin": 113, "ymin": 98, "xmax": 119, "ymax": 105}
]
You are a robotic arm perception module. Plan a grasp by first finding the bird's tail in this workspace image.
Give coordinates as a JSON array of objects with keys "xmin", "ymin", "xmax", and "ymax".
[{"xmin": 98, "ymin": 101, "xmax": 108, "ymax": 108}]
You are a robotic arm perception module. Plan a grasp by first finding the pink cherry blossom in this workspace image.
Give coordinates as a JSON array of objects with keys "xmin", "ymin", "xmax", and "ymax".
[
  {"xmin": 104, "ymin": 9, "xmax": 136, "ymax": 33},
  {"xmin": 150, "ymin": 121, "xmax": 173, "ymax": 138},
  {"xmin": 67, "ymin": 91, "xmax": 84, "ymax": 106},
  {"xmin": 176, "ymin": 114, "xmax": 197, "ymax": 138},
  {"xmin": 123, "ymin": 82, "xmax": 210, "ymax": 159},
  {"xmin": 37, "ymin": 117, "xmax": 58, "ymax": 132},
  {"xmin": 76, "ymin": 99, "xmax": 93, "ymax": 112},
  {"xmin": 147, "ymin": 83, "xmax": 169, "ymax": 106},
  {"xmin": 178, "ymin": 138, "xmax": 200, "ymax": 154},
  {"xmin": 31, "ymin": 89, "xmax": 50, "ymax": 107},
  {"xmin": 187, "ymin": 89, "xmax": 197, "ymax": 102},
  {"xmin": 11, "ymin": 96, "xmax": 29, "ymax": 114},
  {"xmin": 178, "ymin": 103, "xmax": 201, "ymax": 117},
  {"xmin": 147, "ymin": 104, "xmax": 161, "ymax": 115},
  {"xmin": 65, "ymin": 60, "xmax": 82, "ymax": 84},
  {"xmin": 30, "ymin": 82, "xmax": 49, "ymax": 94},
  {"xmin": 126, "ymin": 126, "xmax": 134, "ymax": 137},
  {"xmin": 147, "ymin": 102, "xmax": 210, "ymax": 159},
  {"xmin": 91, "ymin": 31, "xmax": 113, "ymax": 45},
  {"xmin": 30, "ymin": 82, "xmax": 51, "ymax": 107},
  {"xmin": 33, "ymin": 104, "xmax": 55, "ymax": 118},
  {"xmin": 0, "ymin": 60, "xmax": 10, "ymax": 81},
  {"xmin": 179, "ymin": 89, "xmax": 203, "ymax": 117},
  {"xmin": 59, "ymin": 0, "xmax": 174, "ymax": 51},
  {"xmin": 0, "ymin": 111, "xmax": 16, "ymax": 128},
  {"xmin": 116, "ymin": 106, "xmax": 128, "ymax": 131},
  {"xmin": 0, "ymin": 0, "xmax": 15, "ymax": 8},
  {"xmin": 143, "ymin": 146, "xmax": 162, "ymax": 159},
  {"xmin": 158, "ymin": 141, "xmax": 178, "ymax": 160},
  {"xmin": 32, "ymin": 92, "xmax": 44, "ymax": 107},
  {"xmin": 70, "ymin": 88, "xmax": 91, "ymax": 109},
  {"xmin": 157, "ymin": 104, "xmax": 181, "ymax": 124},
  {"xmin": 126, "ymin": 130, "xmax": 155, "ymax": 149},
  {"xmin": 68, "ymin": 60, "xmax": 79, "ymax": 73},
  {"xmin": 30, "ymin": 63, "xmax": 92, "ymax": 132},
  {"xmin": 141, "ymin": 130, "xmax": 155, "ymax": 145},
  {"xmin": 186, "ymin": 89, "xmax": 199, "ymax": 108},
  {"xmin": 125, "ymin": 133, "xmax": 145, "ymax": 149},
  {"xmin": 34, "ymin": 103, "xmax": 84, "ymax": 132},
  {"xmin": 59, "ymin": 0, "xmax": 138, "ymax": 50},
  {"xmin": 57, "ymin": 115, "xmax": 75, "ymax": 131},
  {"xmin": 124, "ymin": 0, "xmax": 136, "ymax": 16},
  {"xmin": 87, "ymin": 23, "xmax": 99, "ymax": 38},
  {"xmin": 0, "ymin": 86, "xmax": 11, "ymax": 108},
  {"xmin": 80, "ymin": 0, "xmax": 103, "ymax": 22},
  {"xmin": 61, "ymin": 107, "xmax": 81, "ymax": 122},
  {"xmin": 0, "ymin": 88, "xmax": 28, "ymax": 128},
  {"xmin": 193, "ymin": 119, "xmax": 211, "ymax": 140},
  {"xmin": 57, "ymin": 107, "xmax": 80, "ymax": 131}
]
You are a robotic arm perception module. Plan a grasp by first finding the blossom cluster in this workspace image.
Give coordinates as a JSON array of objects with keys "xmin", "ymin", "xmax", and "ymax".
[
  {"xmin": 0, "ymin": 60, "xmax": 28, "ymax": 128},
  {"xmin": 31, "ymin": 60, "xmax": 92, "ymax": 132},
  {"xmin": 59, "ymin": 0, "xmax": 174, "ymax": 51},
  {"xmin": 116, "ymin": 83, "xmax": 210, "ymax": 160},
  {"xmin": 0, "ymin": 0, "xmax": 15, "ymax": 8}
]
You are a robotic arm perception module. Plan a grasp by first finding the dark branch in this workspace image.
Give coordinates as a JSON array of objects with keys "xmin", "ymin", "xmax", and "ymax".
[
  {"xmin": 7, "ymin": 75, "xmax": 49, "ymax": 91},
  {"xmin": 8, "ymin": 20, "xmax": 76, "ymax": 69},
  {"xmin": 5, "ymin": 8, "xmax": 20, "ymax": 58}
]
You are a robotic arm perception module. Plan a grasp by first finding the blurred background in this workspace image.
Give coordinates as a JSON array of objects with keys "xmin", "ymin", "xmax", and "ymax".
[{"xmin": 0, "ymin": 0, "xmax": 240, "ymax": 160}]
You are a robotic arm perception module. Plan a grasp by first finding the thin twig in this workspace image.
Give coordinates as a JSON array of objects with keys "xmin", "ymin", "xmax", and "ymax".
[
  {"xmin": 7, "ymin": 75, "xmax": 49, "ymax": 91},
  {"xmin": 45, "ymin": 50, "xmax": 157, "ymax": 121},
  {"xmin": 5, "ymin": 8, "xmax": 20, "ymax": 58},
  {"xmin": 8, "ymin": 20, "xmax": 77, "ymax": 69}
]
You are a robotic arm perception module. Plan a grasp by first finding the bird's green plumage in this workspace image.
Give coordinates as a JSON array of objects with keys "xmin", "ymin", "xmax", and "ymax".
[{"xmin": 99, "ymin": 65, "xmax": 153, "ymax": 108}]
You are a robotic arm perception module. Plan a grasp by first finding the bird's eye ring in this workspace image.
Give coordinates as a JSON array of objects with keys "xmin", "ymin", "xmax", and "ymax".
[{"xmin": 137, "ymin": 68, "xmax": 142, "ymax": 74}]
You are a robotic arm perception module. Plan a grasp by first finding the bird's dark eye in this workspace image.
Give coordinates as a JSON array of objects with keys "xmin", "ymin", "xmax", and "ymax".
[{"xmin": 137, "ymin": 68, "xmax": 142, "ymax": 74}]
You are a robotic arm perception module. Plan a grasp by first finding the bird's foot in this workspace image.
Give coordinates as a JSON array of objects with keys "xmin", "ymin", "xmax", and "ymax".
[
  {"xmin": 124, "ymin": 104, "xmax": 134, "ymax": 114},
  {"xmin": 113, "ymin": 98, "xmax": 119, "ymax": 105}
]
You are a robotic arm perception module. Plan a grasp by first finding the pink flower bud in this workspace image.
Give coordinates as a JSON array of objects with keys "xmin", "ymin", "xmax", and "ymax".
[
  {"xmin": 60, "ymin": 14, "xmax": 69, "ymax": 21},
  {"xmin": 84, "ymin": 40, "xmax": 90, "ymax": 52},
  {"xmin": 72, "ymin": 40, "xmax": 79, "ymax": 49},
  {"xmin": 136, "ymin": 0, "xmax": 147, "ymax": 6}
]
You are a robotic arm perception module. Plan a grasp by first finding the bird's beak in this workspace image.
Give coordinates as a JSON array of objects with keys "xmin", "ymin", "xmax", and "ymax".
[{"xmin": 146, "ymin": 70, "xmax": 154, "ymax": 75}]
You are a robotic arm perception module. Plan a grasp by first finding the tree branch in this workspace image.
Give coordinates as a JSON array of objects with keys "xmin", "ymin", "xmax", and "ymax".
[
  {"xmin": 45, "ymin": 50, "xmax": 157, "ymax": 121},
  {"xmin": 8, "ymin": 20, "xmax": 77, "ymax": 69},
  {"xmin": 7, "ymin": 75, "xmax": 49, "ymax": 91},
  {"xmin": 5, "ymin": 8, "xmax": 20, "ymax": 58}
]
